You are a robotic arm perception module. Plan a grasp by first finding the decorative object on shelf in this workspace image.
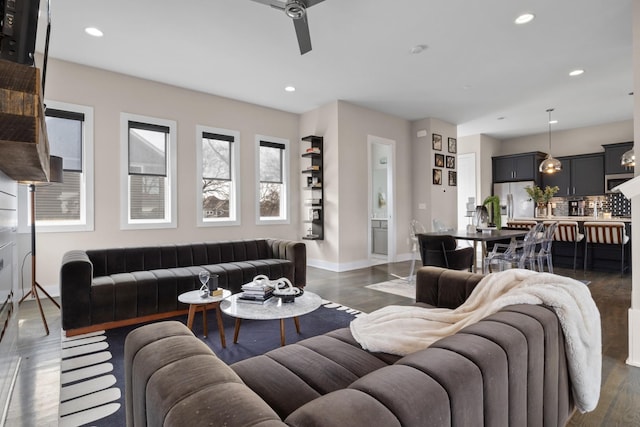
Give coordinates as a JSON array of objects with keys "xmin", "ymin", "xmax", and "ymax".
[
  {"xmin": 621, "ymin": 147, "xmax": 635, "ymax": 168},
  {"xmin": 539, "ymin": 108, "xmax": 562, "ymax": 174},
  {"xmin": 433, "ymin": 168, "xmax": 442, "ymax": 185},
  {"xmin": 448, "ymin": 170, "xmax": 457, "ymax": 186},
  {"xmin": 434, "ymin": 153, "xmax": 444, "ymax": 167},
  {"xmin": 432, "ymin": 133, "xmax": 442, "ymax": 151},
  {"xmin": 482, "ymin": 195, "xmax": 501, "ymax": 229},
  {"xmin": 448, "ymin": 137, "xmax": 457, "ymax": 154},
  {"xmin": 18, "ymin": 155, "xmax": 64, "ymax": 335}
]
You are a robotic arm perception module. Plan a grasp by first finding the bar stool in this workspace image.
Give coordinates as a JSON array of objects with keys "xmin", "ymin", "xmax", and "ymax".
[
  {"xmin": 583, "ymin": 222, "xmax": 630, "ymax": 275},
  {"xmin": 553, "ymin": 221, "xmax": 584, "ymax": 271},
  {"xmin": 506, "ymin": 220, "xmax": 538, "ymax": 229}
]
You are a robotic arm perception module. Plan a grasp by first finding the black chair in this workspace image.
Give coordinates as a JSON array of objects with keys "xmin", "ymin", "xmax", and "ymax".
[{"xmin": 417, "ymin": 234, "xmax": 474, "ymax": 271}]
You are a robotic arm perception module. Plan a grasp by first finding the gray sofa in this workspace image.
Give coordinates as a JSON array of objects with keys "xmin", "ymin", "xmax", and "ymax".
[
  {"xmin": 124, "ymin": 266, "xmax": 576, "ymax": 427},
  {"xmin": 60, "ymin": 239, "xmax": 305, "ymax": 334}
]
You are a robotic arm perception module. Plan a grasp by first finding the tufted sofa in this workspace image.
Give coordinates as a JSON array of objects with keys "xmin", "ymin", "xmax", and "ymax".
[
  {"xmin": 60, "ymin": 239, "xmax": 305, "ymax": 335},
  {"xmin": 124, "ymin": 266, "xmax": 577, "ymax": 427}
]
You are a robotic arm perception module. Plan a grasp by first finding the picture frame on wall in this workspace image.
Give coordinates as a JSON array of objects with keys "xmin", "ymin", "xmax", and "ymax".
[
  {"xmin": 433, "ymin": 168, "xmax": 442, "ymax": 185},
  {"xmin": 448, "ymin": 137, "xmax": 457, "ymax": 153},
  {"xmin": 432, "ymin": 134, "xmax": 442, "ymax": 151},
  {"xmin": 448, "ymin": 170, "xmax": 457, "ymax": 186},
  {"xmin": 435, "ymin": 153, "xmax": 445, "ymax": 167},
  {"xmin": 446, "ymin": 155, "xmax": 455, "ymax": 169}
]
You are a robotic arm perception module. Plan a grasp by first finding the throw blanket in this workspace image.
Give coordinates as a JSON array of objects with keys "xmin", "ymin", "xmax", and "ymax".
[{"xmin": 350, "ymin": 269, "xmax": 601, "ymax": 413}]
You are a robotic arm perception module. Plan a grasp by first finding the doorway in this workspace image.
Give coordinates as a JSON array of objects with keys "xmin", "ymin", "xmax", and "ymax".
[
  {"xmin": 457, "ymin": 153, "xmax": 477, "ymax": 229},
  {"xmin": 368, "ymin": 135, "xmax": 396, "ymax": 263}
]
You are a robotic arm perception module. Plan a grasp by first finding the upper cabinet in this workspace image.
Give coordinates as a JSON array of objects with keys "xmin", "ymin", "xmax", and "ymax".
[
  {"xmin": 492, "ymin": 152, "xmax": 546, "ymax": 183},
  {"xmin": 603, "ymin": 142, "xmax": 634, "ymax": 175},
  {"xmin": 541, "ymin": 153, "xmax": 604, "ymax": 196}
]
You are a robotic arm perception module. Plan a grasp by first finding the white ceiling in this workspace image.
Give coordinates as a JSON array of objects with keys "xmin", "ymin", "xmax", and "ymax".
[{"xmin": 35, "ymin": 0, "xmax": 634, "ymax": 140}]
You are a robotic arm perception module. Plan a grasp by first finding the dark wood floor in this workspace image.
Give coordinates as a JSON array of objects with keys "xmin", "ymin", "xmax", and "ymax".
[{"xmin": 5, "ymin": 262, "xmax": 640, "ymax": 426}]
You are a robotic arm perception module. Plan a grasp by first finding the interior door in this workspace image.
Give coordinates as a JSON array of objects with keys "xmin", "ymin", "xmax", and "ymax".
[{"xmin": 368, "ymin": 136, "xmax": 396, "ymax": 263}]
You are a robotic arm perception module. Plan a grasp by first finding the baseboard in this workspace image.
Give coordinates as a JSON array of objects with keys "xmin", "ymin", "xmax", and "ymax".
[
  {"xmin": 627, "ymin": 308, "xmax": 640, "ymax": 367},
  {"xmin": 307, "ymin": 252, "xmax": 415, "ymax": 272}
]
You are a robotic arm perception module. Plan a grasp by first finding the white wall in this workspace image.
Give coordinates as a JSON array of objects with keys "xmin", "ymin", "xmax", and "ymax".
[
  {"xmin": 30, "ymin": 58, "xmax": 301, "ymax": 292},
  {"xmin": 499, "ymin": 120, "xmax": 633, "ymax": 157}
]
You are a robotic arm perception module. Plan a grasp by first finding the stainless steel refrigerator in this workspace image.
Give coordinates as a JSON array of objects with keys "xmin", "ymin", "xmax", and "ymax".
[{"xmin": 493, "ymin": 181, "xmax": 535, "ymax": 224}]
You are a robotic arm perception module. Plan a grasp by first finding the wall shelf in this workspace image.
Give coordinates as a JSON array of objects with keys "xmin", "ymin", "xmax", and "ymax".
[{"xmin": 301, "ymin": 135, "xmax": 324, "ymax": 240}]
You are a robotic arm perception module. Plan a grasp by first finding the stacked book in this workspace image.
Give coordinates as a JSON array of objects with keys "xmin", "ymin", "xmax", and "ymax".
[{"xmin": 238, "ymin": 281, "xmax": 274, "ymax": 304}]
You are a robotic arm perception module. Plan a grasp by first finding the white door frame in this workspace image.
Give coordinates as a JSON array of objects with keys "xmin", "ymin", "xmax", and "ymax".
[{"xmin": 367, "ymin": 135, "xmax": 397, "ymax": 263}]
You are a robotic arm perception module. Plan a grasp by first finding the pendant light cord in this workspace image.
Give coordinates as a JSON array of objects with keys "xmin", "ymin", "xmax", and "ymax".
[{"xmin": 547, "ymin": 108, "xmax": 554, "ymax": 155}]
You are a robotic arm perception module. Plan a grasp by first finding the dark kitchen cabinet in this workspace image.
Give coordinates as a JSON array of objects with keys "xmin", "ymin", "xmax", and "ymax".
[
  {"xmin": 492, "ymin": 152, "xmax": 546, "ymax": 183},
  {"xmin": 603, "ymin": 142, "xmax": 634, "ymax": 175},
  {"xmin": 542, "ymin": 153, "xmax": 604, "ymax": 196}
]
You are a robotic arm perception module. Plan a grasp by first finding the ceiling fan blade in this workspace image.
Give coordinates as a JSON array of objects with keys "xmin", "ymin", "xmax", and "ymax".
[
  {"xmin": 249, "ymin": 0, "xmax": 286, "ymax": 10},
  {"xmin": 305, "ymin": 0, "xmax": 325, "ymax": 7},
  {"xmin": 293, "ymin": 15, "xmax": 312, "ymax": 54}
]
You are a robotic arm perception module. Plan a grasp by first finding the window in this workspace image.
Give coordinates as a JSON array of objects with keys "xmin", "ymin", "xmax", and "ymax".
[
  {"xmin": 256, "ymin": 135, "xmax": 289, "ymax": 224},
  {"xmin": 25, "ymin": 101, "xmax": 94, "ymax": 232},
  {"xmin": 196, "ymin": 126, "xmax": 240, "ymax": 226},
  {"xmin": 120, "ymin": 113, "xmax": 177, "ymax": 229}
]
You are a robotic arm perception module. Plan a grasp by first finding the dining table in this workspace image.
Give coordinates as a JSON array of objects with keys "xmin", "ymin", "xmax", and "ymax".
[{"xmin": 424, "ymin": 228, "xmax": 530, "ymax": 272}]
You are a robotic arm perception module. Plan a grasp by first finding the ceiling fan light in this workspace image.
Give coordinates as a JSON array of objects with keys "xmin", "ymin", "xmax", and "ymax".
[
  {"xmin": 540, "ymin": 156, "xmax": 562, "ymax": 174},
  {"xmin": 621, "ymin": 148, "xmax": 635, "ymax": 168},
  {"xmin": 285, "ymin": 0, "xmax": 306, "ymax": 19}
]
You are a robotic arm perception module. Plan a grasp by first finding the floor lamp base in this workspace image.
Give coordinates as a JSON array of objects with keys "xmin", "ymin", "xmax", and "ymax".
[{"xmin": 18, "ymin": 281, "xmax": 60, "ymax": 336}]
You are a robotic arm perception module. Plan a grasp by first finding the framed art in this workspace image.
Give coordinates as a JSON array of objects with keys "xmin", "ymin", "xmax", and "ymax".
[
  {"xmin": 435, "ymin": 153, "xmax": 445, "ymax": 167},
  {"xmin": 446, "ymin": 155, "xmax": 455, "ymax": 169},
  {"xmin": 448, "ymin": 170, "xmax": 457, "ymax": 186},
  {"xmin": 448, "ymin": 137, "xmax": 457, "ymax": 153},
  {"xmin": 433, "ymin": 168, "xmax": 442, "ymax": 185},
  {"xmin": 432, "ymin": 133, "xmax": 442, "ymax": 151}
]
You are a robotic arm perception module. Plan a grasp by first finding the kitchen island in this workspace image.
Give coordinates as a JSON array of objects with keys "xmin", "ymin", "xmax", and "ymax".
[{"xmin": 508, "ymin": 216, "xmax": 631, "ymax": 272}]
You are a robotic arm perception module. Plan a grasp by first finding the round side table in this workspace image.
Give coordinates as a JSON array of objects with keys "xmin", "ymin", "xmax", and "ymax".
[{"xmin": 178, "ymin": 289, "xmax": 231, "ymax": 346}]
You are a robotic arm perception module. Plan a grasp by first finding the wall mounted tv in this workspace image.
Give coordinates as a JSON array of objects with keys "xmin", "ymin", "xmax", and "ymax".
[{"xmin": 0, "ymin": 0, "xmax": 40, "ymax": 65}]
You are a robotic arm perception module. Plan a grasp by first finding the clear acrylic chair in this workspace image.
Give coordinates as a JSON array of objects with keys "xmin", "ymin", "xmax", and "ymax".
[
  {"xmin": 536, "ymin": 221, "xmax": 559, "ymax": 273},
  {"xmin": 391, "ymin": 219, "xmax": 425, "ymax": 284},
  {"xmin": 483, "ymin": 222, "xmax": 544, "ymax": 273}
]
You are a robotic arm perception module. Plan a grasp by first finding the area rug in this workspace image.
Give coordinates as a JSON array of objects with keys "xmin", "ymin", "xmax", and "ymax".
[
  {"xmin": 58, "ymin": 300, "xmax": 361, "ymax": 427},
  {"xmin": 366, "ymin": 279, "xmax": 416, "ymax": 299}
]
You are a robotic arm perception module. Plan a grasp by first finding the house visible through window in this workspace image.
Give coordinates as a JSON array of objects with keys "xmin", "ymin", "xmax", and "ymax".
[
  {"xmin": 34, "ymin": 106, "xmax": 90, "ymax": 230},
  {"xmin": 128, "ymin": 121, "xmax": 168, "ymax": 221},
  {"xmin": 257, "ymin": 137, "xmax": 289, "ymax": 223},
  {"xmin": 199, "ymin": 128, "xmax": 240, "ymax": 225}
]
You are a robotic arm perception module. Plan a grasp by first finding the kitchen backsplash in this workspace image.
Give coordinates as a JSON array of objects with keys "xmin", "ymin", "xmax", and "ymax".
[{"xmin": 550, "ymin": 193, "xmax": 631, "ymax": 217}]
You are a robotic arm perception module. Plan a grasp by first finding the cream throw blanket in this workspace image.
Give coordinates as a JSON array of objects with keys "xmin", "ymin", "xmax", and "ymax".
[{"xmin": 350, "ymin": 269, "xmax": 601, "ymax": 413}]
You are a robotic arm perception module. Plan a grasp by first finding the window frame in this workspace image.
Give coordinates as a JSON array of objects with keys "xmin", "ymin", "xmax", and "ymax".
[
  {"xmin": 255, "ymin": 134, "xmax": 290, "ymax": 225},
  {"xmin": 120, "ymin": 113, "xmax": 177, "ymax": 230},
  {"xmin": 196, "ymin": 125, "xmax": 241, "ymax": 227},
  {"xmin": 18, "ymin": 100, "xmax": 95, "ymax": 233}
]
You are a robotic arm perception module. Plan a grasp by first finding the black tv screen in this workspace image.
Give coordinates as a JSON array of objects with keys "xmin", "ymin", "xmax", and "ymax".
[{"xmin": 0, "ymin": 0, "xmax": 40, "ymax": 65}]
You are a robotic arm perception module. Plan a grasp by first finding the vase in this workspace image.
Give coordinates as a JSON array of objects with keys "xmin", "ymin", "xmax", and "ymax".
[{"xmin": 535, "ymin": 204, "xmax": 546, "ymax": 218}]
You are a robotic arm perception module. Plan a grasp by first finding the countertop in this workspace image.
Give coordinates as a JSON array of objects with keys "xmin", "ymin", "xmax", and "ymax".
[{"xmin": 511, "ymin": 216, "xmax": 632, "ymax": 223}]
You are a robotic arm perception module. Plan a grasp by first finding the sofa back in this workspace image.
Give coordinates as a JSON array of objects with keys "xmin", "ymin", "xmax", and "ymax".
[{"xmin": 88, "ymin": 240, "xmax": 278, "ymax": 276}]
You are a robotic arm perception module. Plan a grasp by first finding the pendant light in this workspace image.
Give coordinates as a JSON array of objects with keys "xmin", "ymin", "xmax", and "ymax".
[
  {"xmin": 539, "ymin": 108, "xmax": 562, "ymax": 174},
  {"xmin": 621, "ymin": 147, "xmax": 635, "ymax": 168}
]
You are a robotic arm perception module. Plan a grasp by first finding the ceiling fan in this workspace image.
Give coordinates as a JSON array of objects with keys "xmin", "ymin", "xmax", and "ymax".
[{"xmin": 250, "ymin": 0, "xmax": 326, "ymax": 55}]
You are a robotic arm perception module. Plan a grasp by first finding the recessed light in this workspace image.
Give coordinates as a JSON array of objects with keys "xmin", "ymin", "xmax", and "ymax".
[
  {"xmin": 569, "ymin": 69, "xmax": 584, "ymax": 77},
  {"xmin": 284, "ymin": 86, "xmax": 296, "ymax": 92},
  {"xmin": 409, "ymin": 44, "xmax": 427, "ymax": 54},
  {"xmin": 515, "ymin": 13, "xmax": 535, "ymax": 25},
  {"xmin": 549, "ymin": 120, "xmax": 558, "ymax": 124},
  {"xmin": 85, "ymin": 27, "xmax": 104, "ymax": 37}
]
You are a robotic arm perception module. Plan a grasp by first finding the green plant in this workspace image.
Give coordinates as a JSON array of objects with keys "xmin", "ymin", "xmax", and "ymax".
[
  {"xmin": 525, "ymin": 185, "xmax": 559, "ymax": 204},
  {"xmin": 482, "ymin": 195, "xmax": 501, "ymax": 229}
]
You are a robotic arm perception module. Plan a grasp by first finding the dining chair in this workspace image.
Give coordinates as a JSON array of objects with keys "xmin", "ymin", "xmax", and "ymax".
[
  {"xmin": 417, "ymin": 234, "xmax": 474, "ymax": 271},
  {"xmin": 583, "ymin": 221, "xmax": 630, "ymax": 275},
  {"xmin": 483, "ymin": 222, "xmax": 544, "ymax": 273},
  {"xmin": 536, "ymin": 221, "xmax": 559, "ymax": 273},
  {"xmin": 553, "ymin": 221, "xmax": 584, "ymax": 271}
]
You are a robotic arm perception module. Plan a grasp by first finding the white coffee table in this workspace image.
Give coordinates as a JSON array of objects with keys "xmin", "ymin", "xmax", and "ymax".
[
  {"xmin": 219, "ymin": 291, "xmax": 322, "ymax": 346},
  {"xmin": 178, "ymin": 289, "xmax": 231, "ymax": 346}
]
